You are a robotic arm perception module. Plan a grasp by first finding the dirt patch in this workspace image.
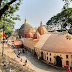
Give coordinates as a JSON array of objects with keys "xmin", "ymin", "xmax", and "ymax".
[{"xmin": 0, "ymin": 43, "xmax": 35, "ymax": 72}]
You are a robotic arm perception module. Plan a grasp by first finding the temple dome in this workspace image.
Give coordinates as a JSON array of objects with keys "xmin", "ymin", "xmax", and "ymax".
[
  {"xmin": 24, "ymin": 18, "xmax": 36, "ymax": 35},
  {"xmin": 19, "ymin": 18, "xmax": 36, "ymax": 37},
  {"xmin": 33, "ymin": 32, "xmax": 41, "ymax": 39},
  {"xmin": 26, "ymin": 32, "xmax": 33, "ymax": 38},
  {"xmin": 37, "ymin": 21, "xmax": 48, "ymax": 35}
]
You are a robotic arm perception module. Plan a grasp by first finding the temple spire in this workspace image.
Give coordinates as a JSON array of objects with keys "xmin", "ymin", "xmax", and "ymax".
[
  {"xmin": 53, "ymin": 28, "xmax": 56, "ymax": 32},
  {"xmin": 25, "ymin": 17, "xmax": 28, "ymax": 24},
  {"xmin": 36, "ymin": 29, "xmax": 38, "ymax": 32},
  {"xmin": 40, "ymin": 21, "xmax": 43, "ymax": 26}
]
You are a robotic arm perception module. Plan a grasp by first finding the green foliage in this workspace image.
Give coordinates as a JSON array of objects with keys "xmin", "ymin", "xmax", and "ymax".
[
  {"xmin": 0, "ymin": 0, "xmax": 22, "ymax": 36},
  {"xmin": 68, "ymin": 28, "xmax": 72, "ymax": 34},
  {"xmin": 1, "ymin": 0, "xmax": 22, "ymax": 19},
  {"xmin": 0, "ymin": 34, "xmax": 2, "ymax": 39},
  {"xmin": 0, "ymin": 17, "xmax": 15, "ymax": 33},
  {"xmin": 66, "ymin": 35, "xmax": 72, "ymax": 40},
  {"xmin": 5, "ymin": 30, "xmax": 13, "ymax": 37},
  {"xmin": 62, "ymin": 0, "xmax": 72, "ymax": 10},
  {"xmin": 46, "ymin": 8, "xmax": 72, "ymax": 30}
]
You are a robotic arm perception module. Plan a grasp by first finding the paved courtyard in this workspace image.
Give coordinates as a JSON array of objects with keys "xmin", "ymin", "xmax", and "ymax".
[{"xmin": 20, "ymin": 51, "xmax": 67, "ymax": 72}]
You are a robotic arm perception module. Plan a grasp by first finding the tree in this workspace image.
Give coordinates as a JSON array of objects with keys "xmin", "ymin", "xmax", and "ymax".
[
  {"xmin": 0, "ymin": 0, "xmax": 22, "ymax": 19},
  {"xmin": 0, "ymin": 34, "xmax": 2, "ymax": 39},
  {"xmin": 46, "ymin": 8, "xmax": 72, "ymax": 31},
  {"xmin": 0, "ymin": 0, "xmax": 22, "ymax": 56},
  {"xmin": 62, "ymin": 0, "xmax": 72, "ymax": 10},
  {"xmin": 0, "ymin": 0, "xmax": 22, "ymax": 36}
]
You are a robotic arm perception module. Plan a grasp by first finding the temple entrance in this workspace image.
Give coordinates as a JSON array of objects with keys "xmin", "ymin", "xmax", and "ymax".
[
  {"xmin": 41, "ymin": 52, "xmax": 43, "ymax": 60},
  {"xmin": 55, "ymin": 56, "xmax": 62, "ymax": 67}
]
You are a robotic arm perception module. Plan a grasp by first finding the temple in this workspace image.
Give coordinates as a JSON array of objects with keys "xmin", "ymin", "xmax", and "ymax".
[{"xmin": 20, "ymin": 17, "xmax": 72, "ymax": 68}]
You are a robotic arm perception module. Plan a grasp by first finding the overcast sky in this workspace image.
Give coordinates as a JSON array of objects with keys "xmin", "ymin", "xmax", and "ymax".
[{"xmin": 14, "ymin": 0, "xmax": 72, "ymax": 29}]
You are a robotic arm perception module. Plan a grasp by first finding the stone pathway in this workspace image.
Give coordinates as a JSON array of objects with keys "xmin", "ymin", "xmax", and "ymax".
[{"xmin": 20, "ymin": 51, "xmax": 67, "ymax": 72}]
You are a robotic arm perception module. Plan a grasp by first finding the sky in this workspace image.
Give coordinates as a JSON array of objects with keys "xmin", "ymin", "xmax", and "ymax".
[{"xmin": 14, "ymin": 0, "xmax": 72, "ymax": 29}]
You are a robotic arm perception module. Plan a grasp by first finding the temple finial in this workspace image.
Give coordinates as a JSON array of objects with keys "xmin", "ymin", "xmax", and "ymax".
[
  {"xmin": 40, "ymin": 21, "xmax": 43, "ymax": 26},
  {"xmin": 25, "ymin": 17, "xmax": 27, "ymax": 24},
  {"xmin": 36, "ymin": 29, "xmax": 38, "ymax": 32},
  {"xmin": 53, "ymin": 28, "xmax": 56, "ymax": 32}
]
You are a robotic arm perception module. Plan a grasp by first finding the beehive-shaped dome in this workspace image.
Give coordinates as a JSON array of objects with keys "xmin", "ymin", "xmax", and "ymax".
[
  {"xmin": 33, "ymin": 31, "xmax": 41, "ymax": 39},
  {"xmin": 26, "ymin": 32, "xmax": 33, "ymax": 38},
  {"xmin": 37, "ymin": 21, "xmax": 48, "ymax": 35},
  {"xmin": 24, "ymin": 18, "xmax": 35, "ymax": 34},
  {"xmin": 19, "ymin": 17, "xmax": 36, "ymax": 37}
]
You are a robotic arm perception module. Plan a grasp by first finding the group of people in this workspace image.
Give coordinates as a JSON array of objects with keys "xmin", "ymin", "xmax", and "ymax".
[{"xmin": 16, "ymin": 49, "xmax": 27, "ymax": 66}]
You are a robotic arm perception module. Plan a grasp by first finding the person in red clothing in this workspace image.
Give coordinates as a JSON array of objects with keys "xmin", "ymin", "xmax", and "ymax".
[
  {"xmin": 67, "ymin": 65, "xmax": 71, "ymax": 72},
  {"xmin": 35, "ymin": 52, "xmax": 37, "ymax": 56}
]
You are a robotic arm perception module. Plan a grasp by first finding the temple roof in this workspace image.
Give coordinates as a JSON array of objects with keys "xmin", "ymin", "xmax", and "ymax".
[
  {"xmin": 26, "ymin": 32, "xmax": 33, "ymax": 38},
  {"xmin": 34, "ymin": 33, "xmax": 72, "ymax": 53},
  {"xmin": 19, "ymin": 18, "xmax": 36, "ymax": 36},
  {"xmin": 37, "ymin": 21, "xmax": 48, "ymax": 35},
  {"xmin": 33, "ymin": 32, "xmax": 41, "ymax": 39},
  {"xmin": 14, "ymin": 41, "xmax": 23, "ymax": 46}
]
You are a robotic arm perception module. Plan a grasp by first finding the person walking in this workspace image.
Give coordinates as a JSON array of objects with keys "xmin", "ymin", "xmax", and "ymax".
[
  {"xmin": 67, "ymin": 65, "xmax": 71, "ymax": 72},
  {"xmin": 25, "ymin": 59, "xmax": 27, "ymax": 64},
  {"xmin": 18, "ymin": 51, "xmax": 20, "ymax": 55},
  {"xmin": 38, "ymin": 56, "xmax": 39, "ymax": 60},
  {"xmin": 17, "ymin": 51, "xmax": 20, "ymax": 58},
  {"xmin": 23, "ymin": 48, "xmax": 25, "ymax": 53},
  {"xmin": 23, "ymin": 59, "xmax": 27, "ymax": 66},
  {"xmin": 20, "ymin": 58, "xmax": 22, "ymax": 62}
]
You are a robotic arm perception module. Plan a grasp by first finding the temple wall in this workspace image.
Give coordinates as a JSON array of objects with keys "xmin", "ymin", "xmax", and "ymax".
[
  {"xmin": 35, "ymin": 47, "xmax": 72, "ymax": 68},
  {"xmin": 24, "ymin": 38, "xmax": 34, "ymax": 50}
]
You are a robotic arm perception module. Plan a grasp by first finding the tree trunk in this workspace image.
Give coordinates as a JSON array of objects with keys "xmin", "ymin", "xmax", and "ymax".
[
  {"xmin": 0, "ymin": 0, "xmax": 2, "ymax": 9},
  {"xmin": 0, "ymin": 0, "xmax": 17, "ymax": 19}
]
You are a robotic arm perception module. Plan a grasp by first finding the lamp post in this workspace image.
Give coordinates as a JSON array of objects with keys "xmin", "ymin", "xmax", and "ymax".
[{"xmin": 2, "ymin": 15, "xmax": 5, "ymax": 56}]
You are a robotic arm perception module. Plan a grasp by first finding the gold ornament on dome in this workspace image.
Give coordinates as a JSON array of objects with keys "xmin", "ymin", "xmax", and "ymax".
[
  {"xmin": 25, "ymin": 17, "xmax": 28, "ymax": 24},
  {"xmin": 36, "ymin": 29, "xmax": 38, "ymax": 32},
  {"xmin": 41, "ymin": 21, "xmax": 43, "ymax": 26},
  {"xmin": 53, "ymin": 28, "xmax": 56, "ymax": 32}
]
